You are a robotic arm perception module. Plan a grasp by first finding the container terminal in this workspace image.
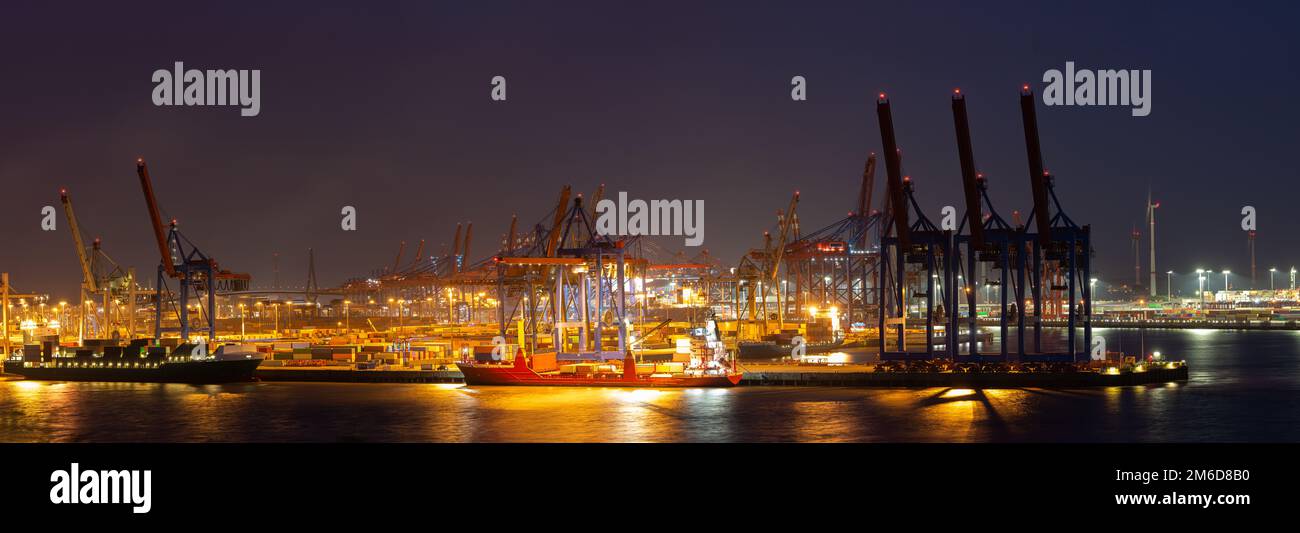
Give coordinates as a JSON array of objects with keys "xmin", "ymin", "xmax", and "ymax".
[{"xmin": 0, "ymin": 87, "xmax": 1194, "ymax": 387}]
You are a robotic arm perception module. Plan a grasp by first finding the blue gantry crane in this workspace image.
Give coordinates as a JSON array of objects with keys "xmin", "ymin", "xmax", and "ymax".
[
  {"xmin": 1018, "ymin": 86, "xmax": 1092, "ymax": 363},
  {"xmin": 136, "ymin": 159, "xmax": 250, "ymax": 342},
  {"xmin": 876, "ymin": 93, "xmax": 954, "ymax": 361}
]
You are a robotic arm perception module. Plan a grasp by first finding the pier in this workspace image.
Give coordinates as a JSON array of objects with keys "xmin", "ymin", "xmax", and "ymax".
[
  {"xmin": 737, "ymin": 362, "xmax": 1188, "ymax": 387},
  {"xmin": 248, "ymin": 361, "xmax": 1189, "ymax": 388}
]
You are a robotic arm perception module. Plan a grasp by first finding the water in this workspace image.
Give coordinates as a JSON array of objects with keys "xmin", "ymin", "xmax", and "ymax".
[{"xmin": 2, "ymin": 329, "xmax": 1299, "ymax": 442}]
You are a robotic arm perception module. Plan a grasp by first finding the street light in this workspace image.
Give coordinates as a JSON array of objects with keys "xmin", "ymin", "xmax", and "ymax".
[
  {"xmin": 1270, "ymin": 267, "xmax": 1277, "ymax": 291},
  {"xmin": 1166, "ymin": 271, "xmax": 1173, "ymax": 301},
  {"xmin": 1196, "ymin": 269, "xmax": 1206, "ymax": 305},
  {"xmin": 1222, "ymin": 270, "xmax": 1230, "ymax": 293},
  {"xmin": 388, "ymin": 297, "xmax": 396, "ymax": 330}
]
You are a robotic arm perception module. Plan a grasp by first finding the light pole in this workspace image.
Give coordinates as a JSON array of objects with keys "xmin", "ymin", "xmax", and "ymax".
[
  {"xmin": 344, "ymin": 300, "xmax": 351, "ymax": 333},
  {"xmin": 388, "ymin": 297, "xmax": 396, "ymax": 330},
  {"xmin": 1196, "ymin": 269, "xmax": 1206, "ymax": 305},
  {"xmin": 932, "ymin": 274, "xmax": 942, "ymax": 310},
  {"xmin": 446, "ymin": 289, "xmax": 455, "ymax": 324},
  {"xmin": 1270, "ymin": 267, "xmax": 1277, "ymax": 291},
  {"xmin": 1222, "ymin": 270, "xmax": 1230, "ymax": 293},
  {"xmin": 1166, "ymin": 271, "xmax": 1173, "ymax": 301},
  {"xmin": 255, "ymin": 302, "xmax": 263, "ymax": 335}
]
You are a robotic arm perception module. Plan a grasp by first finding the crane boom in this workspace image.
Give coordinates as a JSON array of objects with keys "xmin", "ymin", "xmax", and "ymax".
[
  {"xmin": 461, "ymin": 222, "xmax": 473, "ymax": 273},
  {"xmin": 857, "ymin": 154, "xmax": 877, "ymax": 217},
  {"xmin": 135, "ymin": 159, "xmax": 178, "ymax": 278},
  {"xmin": 952, "ymin": 91, "xmax": 985, "ymax": 248},
  {"xmin": 60, "ymin": 189, "xmax": 98, "ymax": 293},
  {"xmin": 587, "ymin": 184, "xmax": 605, "ymax": 220},
  {"xmin": 768, "ymin": 191, "xmax": 800, "ymax": 282},
  {"xmin": 506, "ymin": 214, "xmax": 518, "ymax": 252},
  {"xmin": 392, "ymin": 241, "xmax": 406, "ymax": 274},
  {"xmin": 856, "ymin": 154, "xmax": 877, "ymax": 250},
  {"xmin": 876, "ymin": 94, "xmax": 910, "ymax": 247},
  {"xmin": 1020, "ymin": 87, "xmax": 1052, "ymax": 246},
  {"xmin": 450, "ymin": 222, "xmax": 463, "ymax": 268},
  {"xmin": 411, "ymin": 239, "xmax": 425, "ymax": 268},
  {"xmin": 545, "ymin": 185, "xmax": 572, "ymax": 257}
]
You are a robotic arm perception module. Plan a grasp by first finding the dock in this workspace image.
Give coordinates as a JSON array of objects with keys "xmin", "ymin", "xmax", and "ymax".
[
  {"xmin": 251, "ymin": 362, "xmax": 1189, "ymax": 387},
  {"xmin": 255, "ymin": 366, "xmax": 462, "ymax": 383},
  {"xmin": 737, "ymin": 363, "xmax": 1188, "ymax": 387}
]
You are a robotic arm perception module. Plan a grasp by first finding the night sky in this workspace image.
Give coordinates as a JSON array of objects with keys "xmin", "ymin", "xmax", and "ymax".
[{"xmin": 2, "ymin": 1, "xmax": 1297, "ymax": 300}]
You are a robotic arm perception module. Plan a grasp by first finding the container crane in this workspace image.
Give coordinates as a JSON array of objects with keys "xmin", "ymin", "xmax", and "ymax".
[
  {"xmin": 136, "ymin": 158, "xmax": 251, "ymax": 342},
  {"xmin": 1019, "ymin": 87, "xmax": 1091, "ymax": 362},
  {"xmin": 876, "ymin": 93, "xmax": 951, "ymax": 360},
  {"xmin": 60, "ymin": 188, "xmax": 98, "ymax": 342},
  {"xmin": 950, "ymin": 90, "xmax": 1023, "ymax": 362},
  {"xmin": 780, "ymin": 155, "xmax": 884, "ymax": 326},
  {"xmin": 61, "ymin": 188, "xmax": 137, "ymax": 341}
]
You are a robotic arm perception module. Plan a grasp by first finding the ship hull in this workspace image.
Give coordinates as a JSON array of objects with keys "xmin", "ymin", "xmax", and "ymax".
[
  {"xmin": 2, "ymin": 358, "xmax": 262, "ymax": 384},
  {"xmin": 457, "ymin": 362, "xmax": 741, "ymax": 388},
  {"xmin": 737, "ymin": 339, "xmax": 844, "ymax": 360}
]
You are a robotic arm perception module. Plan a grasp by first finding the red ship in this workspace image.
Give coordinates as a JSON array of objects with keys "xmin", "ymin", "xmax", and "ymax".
[{"xmin": 457, "ymin": 351, "xmax": 742, "ymax": 388}]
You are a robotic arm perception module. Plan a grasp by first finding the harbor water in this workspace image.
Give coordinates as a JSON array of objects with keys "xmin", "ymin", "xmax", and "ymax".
[{"xmin": 2, "ymin": 329, "xmax": 1299, "ymax": 442}]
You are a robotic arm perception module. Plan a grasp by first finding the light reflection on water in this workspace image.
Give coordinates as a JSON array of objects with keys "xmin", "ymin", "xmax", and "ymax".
[{"xmin": 1, "ymin": 329, "xmax": 1298, "ymax": 442}]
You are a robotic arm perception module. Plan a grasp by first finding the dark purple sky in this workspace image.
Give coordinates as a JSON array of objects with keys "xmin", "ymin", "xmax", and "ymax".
[{"xmin": 2, "ymin": 1, "xmax": 1297, "ymax": 299}]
